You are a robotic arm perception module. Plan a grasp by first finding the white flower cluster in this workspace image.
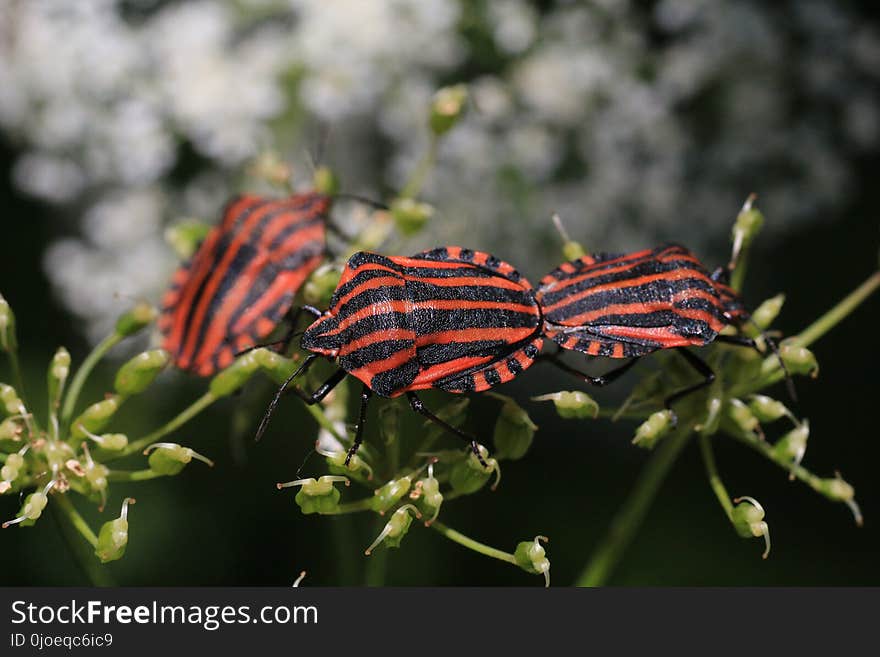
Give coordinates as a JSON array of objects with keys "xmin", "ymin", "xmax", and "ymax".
[{"xmin": 0, "ymin": 0, "xmax": 877, "ymax": 341}]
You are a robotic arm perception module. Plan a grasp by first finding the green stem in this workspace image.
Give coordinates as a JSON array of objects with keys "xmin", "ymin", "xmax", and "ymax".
[
  {"xmin": 730, "ymin": 431, "xmax": 825, "ymax": 496},
  {"xmin": 60, "ymin": 333, "xmax": 122, "ymax": 431},
  {"xmin": 730, "ymin": 270, "xmax": 880, "ymax": 397},
  {"xmin": 399, "ymin": 134, "xmax": 439, "ymax": 200},
  {"xmin": 430, "ymin": 520, "xmax": 518, "ymax": 565},
  {"xmin": 7, "ymin": 348, "xmax": 28, "ymax": 409},
  {"xmin": 107, "ymin": 469, "xmax": 166, "ymax": 482},
  {"xmin": 575, "ymin": 425, "xmax": 694, "ymax": 586},
  {"xmin": 101, "ymin": 392, "xmax": 216, "ymax": 461},
  {"xmin": 698, "ymin": 434, "xmax": 734, "ymax": 517},
  {"xmin": 52, "ymin": 494, "xmax": 115, "ymax": 586},
  {"xmin": 321, "ymin": 497, "xmax": 375, "ymax": 515}
]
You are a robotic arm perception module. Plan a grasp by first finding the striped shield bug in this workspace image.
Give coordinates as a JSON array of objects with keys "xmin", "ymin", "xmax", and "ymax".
[
  {"xmin": 257, "ymin": 246, "xmax": 543, "ymax": 464},
  {"xmin": 158, "ymin": 192, "xmax": 332, "ymax": 376},
  {"xmin": 536, "ymin": 243, "xmax": 789, "ymax": 418}
]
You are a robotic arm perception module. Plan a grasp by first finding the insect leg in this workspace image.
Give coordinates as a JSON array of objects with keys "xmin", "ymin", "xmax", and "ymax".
[
  {"xmin": 715, "ymin": 332, "xmax": 797, "ymax": 402},
  {"xmin": 539, "ymin": 353, "xmax": 638, "ymax": 386},
  {"xmin": 235, "ymin": 305, "xmax": 324, "ymax": 357},
  {"xmin": 406, "ymin": 392, "xmax": 488, "ymax": 467},
  {"xmin": 344, "ymin": 386, "xmax": 373, "ymax": 466},
  {"xmin": 256, "ymin": 355, "xmax": 347, "ymax": 441},
  {"xmin": 664, "ymin": 348, "xmax": 716, "ymax": 424}
]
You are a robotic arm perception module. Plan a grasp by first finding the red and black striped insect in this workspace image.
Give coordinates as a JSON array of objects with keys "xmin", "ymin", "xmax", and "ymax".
[
  {"xmin": 257, "ymin": 246, "xmax": 543, "ymax": 463},
  {"xmin": 536, "ymin": 243, "xmax": 785, "ymax": 415},
  {"xmin": 158, "ymin": 192, "xmax": 331, "ymax": 376}
]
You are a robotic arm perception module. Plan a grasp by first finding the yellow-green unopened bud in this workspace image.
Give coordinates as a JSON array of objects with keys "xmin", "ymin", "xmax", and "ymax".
[
  {"xmin": 390, "ymin": 198, "xmax": 433, "ymax": 236},
  {"xmin": 3, "ymin": 483, "xmax": 53, "ymax": 528},
  {"xmin": 165, "ymin": 221, "xmax": 212, "ymax": 260},
  {"xmin": 0, "ymin": 293, "xmax": 17, "ymax": 352},
  {"xmin": 725, "ymin": 398, "xmax": 761, "ymax": 437},
  {"xmin": 772, "ymin": 421, "xmax": 809, "ymax": 475},
  {"xmin": 751, "ymin": 294, "xmax": 785, "ymax": 330},
  {"xmin": 316, "ymin": 443, "xmax": 374, "ymax": 481},
  {"xmin": 0, "ymin": 417, "xmax": 22, "ymax": 441},
  {"xmin": 70, "ymin": 395, "xmax": 122, "ymax": 440},
  {"xmin": 514, "ymin": 535, "xmax": 550, "ymax": 587},
  {"xmin": 532, "ymin": 390, "xmax": 599, "ymax": 419},
  {"xmin": 818, "ymin": 473, "xmax": 863, "ymax": 526},
  {"xmin": 371, "ymin": 476, "xmax": 412, "ymax": 514},
  {"xmin": 47, "ymin": 347, "xmax": 71, "ymax": 408},
  {"xmin": 632, "ymin": 410, "xmax": 674, "ymax": 448},
  {"xmin": 429, "ymin": 84, "xmax": 468, "ymax": 136},
  {"xmin": 414, "ymin": 466, "xmax": 443, "ymax": 525},
  {"xmin": 254, "ymin": 349, "xmax": 298, "ymax": 386},
  {"xmin": 0, "ymin": 384, "xmax": 25, "ymax": 416},
  {"xmin": 748, "ymin": 394, "xmax": 790, "ymax": 423},
  {"xmin": 114, "ymin": 350, "xmax": 169, "ymax": 395},
  {"xmin": 303, "ymin": 265, "xmax": 342, "ymax": 306},
  {"xmin": 115, "ymin": 303, "xmax": 157, "ymax": 337},
  {"xmin": 209, "ymin": 352, "xmax": 260, "ymax": 397},
  {"xmin": 780, "ymin": 344, "xmax": 819, "ymax": 378},
  {"xmin": 312, "ymin": 165, "xmax": 339, "ymax": 196},
  {"xmin": 449, "ymin": 445, "xmax": 501, "ymax": 494},
  {"xmin": 95, "ymin": 498, "xmax": 134, "ymax": 563},
  {"xmin": 278, "ymin": 476, "xmax": 349, "ymax": 515},
  {"xmin": 731, "ymin": 197, "xmax": 764, "ymax": 252},
  {"xmin": 365, "ymin": 505, "xmax": 421, "ymax": 555},
  {"xmin": 145, "ymin": 443, "xmax": 214, "ymax": 476},
  {"xmin": 493, "ymin": 399, "xmax": 537, "ymax": 460},
  {"xmin": 697, "ymin": 395, "xmax": 723, "ymax": 435},
  {"xmin": 90, "ymin": 433, "xmax": 129, "ymax": 451},
  {"xmin": 730, "ymin": 496, "xmax": 771, "ymax": 559}
]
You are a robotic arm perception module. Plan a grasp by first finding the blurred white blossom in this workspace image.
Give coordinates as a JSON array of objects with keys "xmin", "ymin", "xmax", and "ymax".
[{"xmin": 0, "ymin": 0, "xmax": 878, "ymax": 342}]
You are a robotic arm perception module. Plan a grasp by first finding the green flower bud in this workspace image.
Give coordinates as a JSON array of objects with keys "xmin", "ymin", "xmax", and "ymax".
[
  {"xmin": 696, "ymin": 395, "xmax": 723, "ymax": 436},
  {"xmin": 2, "ymin": 481, "xmax": 55, "ymax": 528},
  {"xmin": 772, "ymin": 421, "xmax": 809, "ymax": 476},
  {"xmin": 312, "ymin": 165, "xmax": 339, "ymax": 196},
  {"xmin": 632, "ymin": 410, "xmax": 674, "ymax": 448},
  {"xmin": 413, "ymin": 466, "xmax": 444, "ymax": 526},
  {"xmin": 551, "ymin": 214, "xmax": 586, "ymax": 260},
  {"xmin": 370, "ymin": 476, "xmax": 412, "ymax": 514},
  {"xmin": 315, "ymin": 443, "xmax": 374, "ymax": 481},
  {"xmin": 87, "ymin": 432, "xmax": 129, "ymax": 451},
  {"xmin": 449, "ymin": 445, "xmax": 501, "ymax": 494},
  {"xmin": 115, "ymin": 302, "xmax": 158, "ymax": 337},
  {"xmin": 0, "ymin": 293, "xmax": 17, "ymax": 352},
  {"xmin": 95, "ymin": 498, "xmax": 135, "ymax": 563},
  {"xmin": 0, "ymin": 383, "xmax": 25, "ymax": 416},
  {"xmin": 47, "ymin": 347, "xmax": 71, "ymax": 409},
  {"xmin": 532, "ymin": 390, "xmax": 599, "ymax": 420},
  {"xmin": 730, "ymin": 496, "xmax": 771, "ymax": 559},
  {"xmin": 731, "ymin": 195, "xmax": 764, "ymax": 257},
  {"xmin": 493, "ymin": 399, "xmax": 537, "ymax": 460},
  {"xmin": 429, "ymin": 84, "xmax": 468, "ymax": 136},
  {"xmin": 165, "ymin": 220, "xmax": 212, "ymax": 260},
  {"xmin": 278, "ymin": 476, "xmax": 350, "ymax": 515},
  {"xmin": 254, "ymin": 349, "xmax": 299, "ymax": 386},
  {"xmin": 751, "ymin": 294, "xmax": 785, "ymax": 330},
  {"xmin": 779, "ymin": 344, "xmax": 819, "ymax": 378},
  {"xmin": 724, "ymin": 399, "xmax": 762, "ymax": 438},
  {"xmin": 818, "ymin": 472, "xmax": 862, "ymax": 526},
  {"xmin": 1, "ymin": 452, "xmax": 23, "ymax": 485},
  {"xmin": 303, "ymin": 265, "xmax": 342, "ymax": 307},
  {"xmin": 209, "ymin": 352, "xmax": 260, "ymax": 397},
  {"xmin": 70, "ymin": 395, "xmax": 122, "ymax": 440},
  {"xmin": 514, "ymin": 535, "xmax": 550, "ymax": 587},
  {"xmin": 114, "ymin": 349, "xmax": 169, "ymax": 395},
  {"xmin": 144, "ymin": 443, "xmax": 214, "ymax": 476},
  {"xmin": 748, "ymin": 394, "xmax": 792, "ymax": 424},
  {"xmin": 0, "ymin": 417, "xmax": 23, "ymax": 441},
  {"xmin": 365, "ymin": 504, "xmax": 421, "ymax": 555},
  {"xmin": 390, "ymin": 198, "xmax": 434, "ymax": 236},
  {"xmin": 248, "ymin": 151, "xmax": 292, "ymax": 187}
]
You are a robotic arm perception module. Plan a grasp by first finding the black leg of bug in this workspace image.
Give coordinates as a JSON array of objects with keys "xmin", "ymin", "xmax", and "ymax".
[
  {"xmin": 344, "ymin": 386, "xmax": 373, "ymax": 466},
  {"xmin": 663, "ymin": 348, "xmax": 716, "ymax": 426},
  {"xmin": 406, "ymin": 392, "xmax": 488, "ymax": 467},
  {"xmin": 539, "ymin": 353, "xmax": 639, "ymax": 386},
  {"xmin": 715, "ymin": 331, "xmax": 797, "ymax": 402},
  {"xmin": 255, "ymin": 354, "xmax": 347, "ymax": 441}
]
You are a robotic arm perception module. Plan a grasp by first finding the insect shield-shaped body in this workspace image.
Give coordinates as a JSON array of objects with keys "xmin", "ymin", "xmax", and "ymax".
[
  {"xmin": 259, "ymin": 247, "xmax": 543, "ymax": 463},
  {"xmin": 159, "ymin": 192, "xmax": 331, "ymax": 376},
  {"xmin": 536, "ymin": 243, "xmax": 762, "ymax": 416}
]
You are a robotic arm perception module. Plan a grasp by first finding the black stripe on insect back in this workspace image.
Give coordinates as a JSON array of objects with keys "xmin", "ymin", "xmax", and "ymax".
[
  {"xmin": 405, "ymin": 280, "xmax": 535, "ymax": 305},
  {"xmin": 338, "ymin": 339, "xmax": 414, "ymax": 371},
  {"xmin": 546, "ymin": 276, "xmax": 718, "ymax": 321},
  {"xmin": 410, "ymin": 308, "xmax": 539, "ymax": 332},
  {"xmin": 417, "ymin": 340, "xmax": 509, "ymax": 365}
]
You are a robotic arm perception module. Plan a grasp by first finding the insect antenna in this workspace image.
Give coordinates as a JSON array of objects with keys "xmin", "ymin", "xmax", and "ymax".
[{"xmin": 255, "ymin": 353, "xmax": 319, "ymax": 442}]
